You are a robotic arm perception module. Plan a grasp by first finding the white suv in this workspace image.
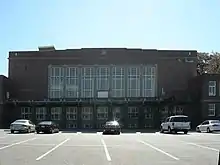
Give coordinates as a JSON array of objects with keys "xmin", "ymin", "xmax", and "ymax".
[{"xmin": 160, "ymin": 115, "xmax": 191, "ymax": 134}]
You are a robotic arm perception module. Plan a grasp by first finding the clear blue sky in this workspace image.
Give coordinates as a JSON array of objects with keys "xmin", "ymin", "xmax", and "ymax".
[{"xmin": 0, "ymin": 0, "xmax": 220, "ymax": 76}]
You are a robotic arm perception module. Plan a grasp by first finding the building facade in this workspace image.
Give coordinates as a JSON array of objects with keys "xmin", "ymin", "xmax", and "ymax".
[
  {"xmin": 3, "ymin": 47, "xmax": 198, "ymax": 129},
  {"xmin": 188, "ymin": 74, "xmax": 220, "ymax": 125}
]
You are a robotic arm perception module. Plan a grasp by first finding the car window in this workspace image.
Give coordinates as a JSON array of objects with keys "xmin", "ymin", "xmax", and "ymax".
[
  {"xmin": 170, "ymin": 118, "xmax": 174, "ymax": 122},
  {"xmin": 210, "ymin": 120, "xmax": 220, "ymax": 124},
  {"xmin": 39, "ymin": 121, "xmax": 52, "ymax": 125},
  {"xmin": 165, "ymin": 117, "xmax": 170, "ymax": 122},
  {"xmin": 29, "ymin": 121, "xmax": 34, "ymax": 125},
  {"xmin": 202, "ymin": 121, "xmax": 209, "ymax": 125},
  {"xmin": 172, "ymin": 117, "xmax": 189, "ymax": 122}
]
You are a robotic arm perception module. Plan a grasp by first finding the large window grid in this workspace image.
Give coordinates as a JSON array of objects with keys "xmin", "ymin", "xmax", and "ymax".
[
  {"xmin": 112, "ymin": 66, "xmax": 125, "ymax": 97},
  {"xmin": 65, "ymin": 67, "xmax": 79, "ymax": 98},
  {"xmin": 127, "ymin": 67, "xmax": 140, "ymax": 97},
  {"xmin": 97, "ymin": 107, "xmax": 108, "ymax": 120},
  {"xmin": 48, "ymin": 67, "xmax": 64, "ymax": 98},
  {"xmin": 81, "ymin": 67, "xmax": 94, "ymax": 98},
  {"xmin": 66, "ymin": 107, "xmax": 77, "ymax": 120},
  {"xmin": 82, "ymin": 107, "xmax": 93, "ymax": 120},
  {"xmin": 21, "ymin": 107, "xmax": 32, "ymax": 119},
  {"xmin": 96, "ymin": 67, "xmax": 109, "ymax": 91},
  {"xmin": 209, "ymin": 81, "xmax": 216, "ymax": 96},
  {"xmin": 36, "ymin": 107, "xmax": 47, "ymax": 120},
  {"xmin": 51, "ymin": 107, "xmax": 62, "ymax": 120},
  {"xmin": 128, "ymin": 107, "xmax": 138, "ymax": 119},
  {"xmin": 142, "ymin": 66, "xmax": 156, "ymax": 97}
]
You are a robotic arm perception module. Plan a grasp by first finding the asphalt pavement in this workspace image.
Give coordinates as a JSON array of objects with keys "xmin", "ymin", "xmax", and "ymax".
[{"xmin": 0, "ymin": 130, "xmax": 219, "ymax": 165}]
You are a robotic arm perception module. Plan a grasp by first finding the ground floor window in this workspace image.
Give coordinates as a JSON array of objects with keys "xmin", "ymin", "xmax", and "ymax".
[
  {"xmin": 82, "ymin": 107, "xmax": 93, "ymax": 120},
  {"xmin": 97, "ymin": 123, "xmax": 105, "ymax": 129},
  {"xmin": 67, "ymin": 123, "xmax": 77, "ymax": 129},
  {"xmin": 128, "ymin": 123, "xmax": 138, "ymax": 128},
  {"xmin": 66, "ymin": 107, "xmax": 77, "ymax": 120},
  {"xmin": 144, "ymin": 107, "xmax": 153, "ymax": 119},
  {"xmin": 144, "ymin": 123, "xmax": 153, "ymax": 128},
  {"xmin": 51, "ymin": 107, "xmax": 62, "ymax": 120},
  {"xmin": 36, "ymin": 107, "xmax": 47, "ymax": 120},
  {"xmin": 83, "ymin": 123, "xmax": 93, "ymax": 128},
  {"xmin": 160, "ymin": 107, "xmax": 168, "ymax": 121},
  {"xmin": 97, "ymin": 107, "xmax": 108, "ymax": 120},
  {"xmin": 208, "ymin": 104, "xmax": 215, "ymax": 116},
  {"xmin": 173, "ymin": 106, "xmax": 183, "ymax": 115},
  {"xmin": 112, "ymin": 107, "xmax": 121, "ymax": 120},
  {"xmin": 128, "ymin": 107, "xmax": 138, "ymax": 119},
  {"xmin": 21, "ymin": 107, "xmax": 32, "ymax": 119}
]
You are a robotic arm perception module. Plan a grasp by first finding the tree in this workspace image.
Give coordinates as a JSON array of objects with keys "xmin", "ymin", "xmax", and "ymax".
[
  {"xmin": 197, "ymin": 52, "xmax": 220, "ymax": 74},
  {"xmin": 197, "ymin": 52, "xmax": 211, "ymax": 75},
  {"xmin": 206, "ymin": 52, "xmax": 220, "ymax": 74}
]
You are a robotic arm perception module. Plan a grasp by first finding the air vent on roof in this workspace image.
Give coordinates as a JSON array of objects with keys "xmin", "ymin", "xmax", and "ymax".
[{"xmin": 38, "ymin": 46, "xmax": 56, "ymax": 52}]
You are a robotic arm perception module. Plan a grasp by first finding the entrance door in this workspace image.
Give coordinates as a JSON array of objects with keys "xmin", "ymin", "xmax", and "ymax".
[{"xmin": 112, "ymin": 107, "xmax": 121, "ymax": 121}]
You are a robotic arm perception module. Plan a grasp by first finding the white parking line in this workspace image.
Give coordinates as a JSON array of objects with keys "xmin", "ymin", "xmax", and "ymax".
[
  {"xmin": 187, "ymin": 142, "xmax": 219, "ymax": 152},
  {"xmin": 139, "ymin": 140, "xmax": 179, "ymax": 160},
  {"xmin": 36, "ymin": 138, "xmax": 70, "ymax": 161},
  {"xmin": 0, "ymin": 137, "xmax": 37, "ymax": 150},
  {"xmin": 101, "ymin": 139, "xmax": 111, "ymax": 161}
]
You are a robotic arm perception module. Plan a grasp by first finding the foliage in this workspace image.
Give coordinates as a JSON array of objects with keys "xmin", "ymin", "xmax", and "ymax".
[{"xmin": 197, "ymin": 52, "xmax": 220, "ymax": 74}]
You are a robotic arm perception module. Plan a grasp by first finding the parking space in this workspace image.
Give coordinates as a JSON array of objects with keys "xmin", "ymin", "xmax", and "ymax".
[{"xmin": 0, "ymin": 130, "xmax": 219, "ymax": 165}]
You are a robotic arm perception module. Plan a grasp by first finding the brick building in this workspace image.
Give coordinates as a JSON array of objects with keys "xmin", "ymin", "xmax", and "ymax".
[
  {"xmin": 2, "ymin": 47, "xmax": 198, "ymax": 129},
  {"xmin": 188, "ymin": 74, "xmax": 220, "ymax": 124}
]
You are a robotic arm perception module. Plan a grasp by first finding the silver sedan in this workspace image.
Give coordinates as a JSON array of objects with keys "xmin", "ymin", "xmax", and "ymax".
[{"xmin": 10, "ymin": 119, "xmax": 36, "ymax": 133}]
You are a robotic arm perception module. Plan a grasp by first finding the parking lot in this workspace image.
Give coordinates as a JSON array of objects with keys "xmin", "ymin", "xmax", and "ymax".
[{"xmin": 0, "ymin": 130, "xmax": 219, "ymax": 165}]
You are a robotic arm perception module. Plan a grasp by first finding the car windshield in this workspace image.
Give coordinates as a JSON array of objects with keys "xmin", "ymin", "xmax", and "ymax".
[
  {"xmin": 39, "ymin": 121, "xmax": 52, "ymax": 125},
  {"xmin": 172, "ymin": 117, "xmax": 189, "ymax": 122},
  {"xmin": 210, "ymin": 120, "xmax": 220, "ymax": 124}
]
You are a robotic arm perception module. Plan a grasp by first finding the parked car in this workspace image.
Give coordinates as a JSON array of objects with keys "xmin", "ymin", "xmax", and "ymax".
[
  {"xmin": 103, "ymin": 121, "xmax": 121, "ymax": 135},
  {"xmin": 36, "ymin": 121, "xmax": 59, "ymax": 134},
  {"xmin": 160, "ymin": 115, "xmax": 191, "ymax": 134},
  {"xmin": 196, "ymin": 120, "xmax": 220, "ymax": 133},
  {"xmin": 10, "ymin": 119, "xmax": 36, "ymax": 133}
]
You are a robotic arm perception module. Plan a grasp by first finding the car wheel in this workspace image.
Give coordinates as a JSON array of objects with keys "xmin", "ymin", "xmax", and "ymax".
[
  {"xmin": 184, "ymin": 131, "xmax": 188, "ymax": 134},
  {"xmin": 50, "ymin": 129, "xmax": 54, "ymax": 134},
  {"xmin": 160, "ymin": 127, "xmax": 164, "ymax": 133},
  {"xmin": 168, "ymin": 127, "xmax": 172, "ymax": 134},
  {"xmin": 36, "ymin": 131, "xmax": 40, "ymax": 134},
  {"xmin": 27, "ymin": 127, "xmax": 31, "ymax": 133},
  {"xmin": 11, "ymin": 130, "xmax": 14, "ymax": 134},
  {"xmin": 207, "ymin": 127, "xmax": 211, "ymax": 133}
]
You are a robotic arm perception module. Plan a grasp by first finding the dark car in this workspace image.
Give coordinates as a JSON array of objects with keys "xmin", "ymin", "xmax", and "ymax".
[
  {"xmin": 103, "ymin": 121, "xmax": 121, "ymax": 135},
  {"xmin": 36, "ymin": 121, "xmax": 59, "ymax": 134}
]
